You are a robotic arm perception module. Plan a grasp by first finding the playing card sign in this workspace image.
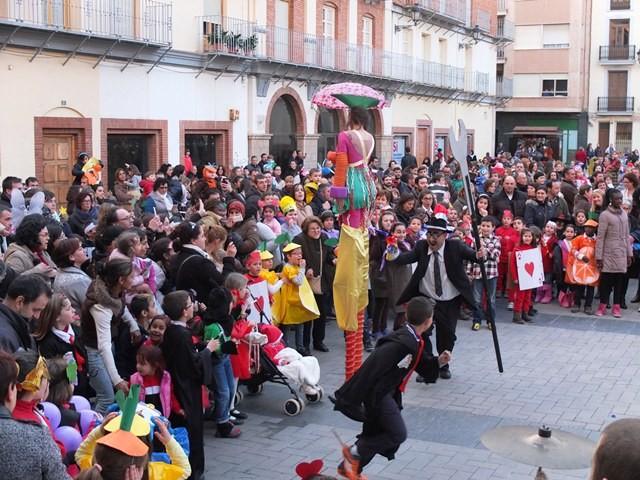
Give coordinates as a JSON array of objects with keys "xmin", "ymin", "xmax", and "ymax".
[
  {"xmin": 515, "ymin": 248, "xmax": 544, "ymax": 291},
  {"xmin": 247, "ymin": 280, "xmax": 272, "ymax": 324}
]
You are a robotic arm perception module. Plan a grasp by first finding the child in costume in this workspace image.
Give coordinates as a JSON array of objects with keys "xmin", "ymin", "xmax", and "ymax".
[
  {"xmin": 495, "ymin": 210, "xmax": 519, "ymax": 298},
  {"xmin": 509, "ymin": 228, "xmax": 538, "ymax": 324},
  {"xmin": 203, "ymin": 286, "xmax": 243, "ymax": 438},
  {"xmin": 567, "ymin": 220, "xmax": 599, "ymax": 315},
  {"xmin": 537, "ymin": 221, "xmax": 558, "ymax": 304},
  {"xmin": 259, "ymin": 250, "xmax": 283, "ymax": 295},
  {"xmin": 280, "ymin": 196, "xmax": 303, "ymax": 239},
  {"xmin": 260, "ymin": 203, "xmax": 282, "ymax": 236},
  {"xmin": 76, "ymin": 385, "xmax": 191, "ymax": 480},
  {"xmin": 468, "ymin": 217, "xmax": 501, "ymax": 331},
  {"xmin": 273, "ymin": 243, "xmax": 320, "ymax": 355},
  {"xmin": 332, "ymin": 297, "xmax": 451, "ymax": 480},
  {"xmin": 160, "ymin": 290, "xmax": 219, "ymax": 479},
  {"xmin": 555, "ymin": 224, "xmax": 576, "ymax": 308}
]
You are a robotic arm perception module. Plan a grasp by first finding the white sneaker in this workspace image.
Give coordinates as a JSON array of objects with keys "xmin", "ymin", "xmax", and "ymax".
[{"xmin": 507, "ymin": 302, "xmax": 514, "ymax": 310}]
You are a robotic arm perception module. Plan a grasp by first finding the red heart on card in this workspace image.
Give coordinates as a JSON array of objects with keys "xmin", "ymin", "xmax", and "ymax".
[
  {"xmin": 524, "ymin": 262, "xmax": 535, "ymax": 277},
  {"xmin": 295, "ymin": 459, "xmax": 324, "ymax": 479},
  {"xmin": 254, "ymin": 296, "xmax": 265, "ymax": 312}
]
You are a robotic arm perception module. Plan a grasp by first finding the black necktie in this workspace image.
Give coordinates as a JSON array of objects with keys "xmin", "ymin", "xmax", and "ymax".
[{"xmin": 433, "ymin": 251, "xmax": 443, "ymax": 297}]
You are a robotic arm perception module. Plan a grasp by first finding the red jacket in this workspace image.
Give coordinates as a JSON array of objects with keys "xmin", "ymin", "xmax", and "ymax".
[
  {"xmin": 540, "ymin": 234, "xmax": 557, "ymax": 273},
  {"xmin": 496, "ymin": 226, "xmax": 519, "ymax": 263}
]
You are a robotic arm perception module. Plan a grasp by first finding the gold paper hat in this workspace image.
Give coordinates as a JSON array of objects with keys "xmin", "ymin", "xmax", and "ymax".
[
  {"xmin": 282, "ymin": 242, "xmax": 302, "ymax": 253},
  {"xmin": 279, "ymin": 195, "xmax": 296, "ymax": 215},
  {"xmin": 103, "ymin": 385, "xmax": 150, "ymax": 437},
  {"xmin": 19, "ymin": 356, "xmax": 49, "ymax": 392}
]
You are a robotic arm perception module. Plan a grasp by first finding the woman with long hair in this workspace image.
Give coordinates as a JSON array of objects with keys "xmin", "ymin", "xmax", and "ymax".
[
  {"xmin": 4, "ymin": 213, "xmax": 57, "ymax": 278},
  {"xmin": 112, "ymin": 168, "xmax": 133, "ymax": 209},
  {"xmin": 80, "ymin": 258, "xmax": 136, "ymax": 414},
  {"xmin": 68, "ymin": 189, "xmax": 98, "ymax": 237},
  {"xmin": 292, "ymin": 183, "xmax": 313, "ymax": 227},
  {"xmin": 52, "ymin": 237, "xmax": 91, "ymax": 313}
]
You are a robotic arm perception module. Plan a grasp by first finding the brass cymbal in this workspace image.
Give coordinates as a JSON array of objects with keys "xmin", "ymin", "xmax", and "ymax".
[{"xmin": 481, "ymin": 425, "xmax": 596, "ymax": 470}]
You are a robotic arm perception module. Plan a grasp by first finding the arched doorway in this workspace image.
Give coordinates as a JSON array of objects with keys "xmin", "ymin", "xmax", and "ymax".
[
  {"xmin": 269, "ymin": 95, "xmax": 298, "ymax": 169},
  {"xmin": 317, "ymin": 109, "xmax": 340, "ymax": 163}
]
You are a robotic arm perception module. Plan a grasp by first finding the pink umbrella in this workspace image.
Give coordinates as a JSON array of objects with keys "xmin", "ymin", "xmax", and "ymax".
[{"xmin": 312, "ymin": 82, "xmax": 388, "ymax": 110}]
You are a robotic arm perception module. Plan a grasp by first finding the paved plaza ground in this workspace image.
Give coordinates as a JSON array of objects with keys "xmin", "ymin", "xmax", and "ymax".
[{"xmin": 202, "ymin": 293, "xmax": 640, "ymax": 479}]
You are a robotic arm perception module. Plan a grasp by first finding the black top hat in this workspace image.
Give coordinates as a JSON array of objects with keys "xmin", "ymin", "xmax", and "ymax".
[{"xmin": 424, "ymin": 217, "xmax": 449, "ymax": 232}]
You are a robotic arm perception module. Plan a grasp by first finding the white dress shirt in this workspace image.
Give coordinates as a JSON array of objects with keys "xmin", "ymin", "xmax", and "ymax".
[{"xmin": 420, "ymin": 242, "xmax": 460, "ymax": 301}]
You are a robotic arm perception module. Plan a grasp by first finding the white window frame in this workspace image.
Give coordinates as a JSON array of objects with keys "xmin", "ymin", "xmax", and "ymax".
[
  {"xmin": 322, "ymin": 5, "xmax": 336, "ymax": 39},
  {"xmin": 541, "ymin": 79, "xmax": 568, "ymax": 97},
  {"xmin": 362, "ymin": 15, "xmax": 373, "ymax": 47}
]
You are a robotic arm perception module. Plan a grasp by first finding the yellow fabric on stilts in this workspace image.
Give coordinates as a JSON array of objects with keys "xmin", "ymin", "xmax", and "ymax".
[{"xmin": 333, "ymin": 224, "xmax": 369, "ymax": 332}]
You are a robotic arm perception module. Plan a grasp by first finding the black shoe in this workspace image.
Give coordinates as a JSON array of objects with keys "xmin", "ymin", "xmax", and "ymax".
[
  {"xmin": 298, "ymin": 347, "xmax": 311, "ymax": 356},
  {"xmin": 439, "ymin": 368, "xmax": 452, "ymax": 380},
  {"xmin": 522, "ymin": 311, "xmax": 533, "ymax": 323},
  {"xmin": 631, "ymin": 295, "xmax": 640, "ymax": 303},
  {"xmin": 416, "ymin": 375, "xmax": 426, "ymax": 383},
  {"xmin": 528, "ymin": 307, "xmax": 538, "ymax": 316},
  {"xmin": 215, "ymin": 422, "xmax": 241, "ymax": 438},
  {"xmin": 230, "ymin": 409, "xmax": 248, "ymax": 420},
  {"xmin": 621, "ymin": 302, "xmax": 628, "ymax": 310},
  {"xmin": 606, "ymin": 303, "xmax": 611, "ymax": 309},
  {"xmin": 314, "ymin": 343, "xmax": 330, "ymax": 352},
  {"xmin": 364, "ymin": 340, "xmax": 374, "ymax": 352}
]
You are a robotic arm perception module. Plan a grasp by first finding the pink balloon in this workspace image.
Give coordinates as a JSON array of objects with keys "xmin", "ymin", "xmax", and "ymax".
[
  {"xmin": 40, "ymin": 402, "xmax": 61, "ymax": 429},
  {"xmin": 69, "ymin": 395, "xmax": 91, "ymax": 412},
  {"xmin": 55, "ymin": 426, "xmax": 83, "ymax": 453}
]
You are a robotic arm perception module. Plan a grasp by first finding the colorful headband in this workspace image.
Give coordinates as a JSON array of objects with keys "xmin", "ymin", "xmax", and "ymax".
[{"xmin": 19, "ymin": 356, "xmax": 49, "ymax": 392}]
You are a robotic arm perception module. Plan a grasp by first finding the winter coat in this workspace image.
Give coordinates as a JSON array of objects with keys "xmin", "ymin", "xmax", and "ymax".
[
  {"xmin": 142, "ymin": 192, "xmax": 173, "ymax": 219},
  {"xmin": 495, "ymin": 226, "xmax": 519, "ymax": 264},
  {"xmin": 0, "ymin": 406, "xmax": 70, "ymax": 480},
  {"xmin": 491, "ymin": 189, "xmax": 527, "ymax": 222},
  {"xmin": 292, "ymin": 232, "xmax": 336, "ymax": 295},
  {"xmin": 0, "ymin": 302, "xmax": 36, "ymax": 352},
  {"xmin": 227, "ymin": 218, "xmax": 260, "ymax": 260},
  {"xmin": 596, "ymin": 207, "xmax": 632, "ymax": 273},
  {"xmin": 4, "ymin": 243, "xmax": 56, "ymax": 277},
  {"xmin": 53, "ymin": 266, "xmax": 92, "ymax": 313},
  {"xmin": 169, "ymin": 245, "xmax": 235, "ymax": 302},
  {"xmin": 130, "ymin": 371, "xmax": 174, "ymax": 418},
  {"xmin": 68, "ymin": 207, "xmax": 98, "ymax": 236},
  {"xmin": 113, "ymin": 180, "xmax": 132, "ymax": 207},
  {"xmin": 369, "ymin": 229, "xmax": 391, "ymax": 298},
  {"xmin": 561, "ymin": 180, "xmax": 578, "ymax": 213}
]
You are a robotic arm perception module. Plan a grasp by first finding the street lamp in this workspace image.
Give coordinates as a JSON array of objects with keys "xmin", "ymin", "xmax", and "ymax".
[{"xmin": 394, "ymin": 8, "xmax": 421, "ymax": 32}]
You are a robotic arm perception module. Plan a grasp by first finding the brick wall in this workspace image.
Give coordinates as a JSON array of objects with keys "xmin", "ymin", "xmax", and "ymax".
[
  {"xmin": 357, "ymin": 0, "xmax": 384, "ymax": 51},
  {"xmin": 471, "ymin": 0, "xmax": 498, "ymax": 35},
  {"xmin": 34, "ymin": 117, "xmax": 92, "ymax": 182},
  {"xmin": 179, "ymin": 120, "xmax": 234, "ymax": 171}
]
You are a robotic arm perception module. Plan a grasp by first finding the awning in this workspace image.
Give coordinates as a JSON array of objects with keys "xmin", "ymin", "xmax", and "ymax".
[{"xmin": 505, "ymin": 126, "xmax": 561, "ymax": 137}]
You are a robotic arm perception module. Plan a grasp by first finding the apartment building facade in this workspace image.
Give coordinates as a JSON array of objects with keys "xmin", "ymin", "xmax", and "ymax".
[
  {"xmin": 0, "ymin": 0, "xmax": 504, "ymax": 198},
  {"xmin": 588, "ymin": 0, "xmax": 638, "ymax": 153},
  {"xmin": 495, "ymin": 0, "xmax": 590, "ymax": 162}
]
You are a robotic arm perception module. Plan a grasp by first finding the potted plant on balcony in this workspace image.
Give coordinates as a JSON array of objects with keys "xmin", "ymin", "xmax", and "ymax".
[{"xmin": 207, "ymin": 26, "xmax": 258, "ymax": 54}]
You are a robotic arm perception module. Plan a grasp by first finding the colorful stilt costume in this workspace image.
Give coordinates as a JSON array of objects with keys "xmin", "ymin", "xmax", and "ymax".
[{"xmin": 329, "ymin": 130, "xmax": 376, "ymax": 381}]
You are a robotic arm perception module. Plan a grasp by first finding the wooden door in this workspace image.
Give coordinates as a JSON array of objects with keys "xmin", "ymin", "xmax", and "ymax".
[
  {"xmin": 43, "ymin": 135, "xmax": 74, "ymax": 202},
  {"xmin": 598, "ymin": 122, "xmax": 610, "ymax": 149},
  {"xmin": 416, "ymin": 126, "xmax": 431, "ymax": 163},
  {"xmin": 608, "ymin": 71, "xmax": 628, "ymax": 110}
]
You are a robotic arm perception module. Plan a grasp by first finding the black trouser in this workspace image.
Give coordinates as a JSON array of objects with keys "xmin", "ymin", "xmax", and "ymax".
[
  {"xmin": 425, "ymin": 296, "xmax": 461, "ymax": 368},
  {"xmin": 372, "ymin": 296, "xmax": 389, "ymax": 334},
  {"xmin": 304, "ymin": 293, "xmax": 327, "ymax": 348},
  {"xmin": 572, "ymin": 285, "xmax": 594, "ymax": 308},
  {"xmin": 599, "ymin": 272, "xmax": 626, "ymax": 306},
  {"xmin": 357, "ymin": 393, "xmax": 407, "ymax": 471},
  {"xmin": 171, "ymin": 385, "xmax": 204, "ymax": 480}
]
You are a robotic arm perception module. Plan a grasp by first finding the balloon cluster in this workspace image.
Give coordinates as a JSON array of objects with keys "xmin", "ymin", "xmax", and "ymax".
[{"xmin": 40, "ymin": 395, "xmax": 102, "ymax": 453}]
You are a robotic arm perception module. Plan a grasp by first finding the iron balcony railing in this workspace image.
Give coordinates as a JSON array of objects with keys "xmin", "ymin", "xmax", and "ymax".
[
  {"xmin": 400, "ymin": 0, "xmax": 467, "ymax": 25},
  {"xmin": 496, "ymin": 77, "xmax": 513, "ymax": 98},
  {"xmin": 599, "ymin": 45, "xmax": 636, "ymax": 62},
  {"xmin": 611, "ymin": 0, "xmax": 631, "ymax": 10},
  {"xmin": 1, "ymin": 0, "xmax": 172, "ymax": 45},
  {"xmin": 597, "ymin": 97, "xmax": 634, "ymax": 113},
  {"xmin": 497, "ymin": 46, "xmax": 505, "ymax": 60},
  {"xmin": 201, "ymin": 15, "xmax": 493, "ymax": 96},
  {"xmin": 497, "ymin": 19, "xmax": 514, "ymax": 40}
]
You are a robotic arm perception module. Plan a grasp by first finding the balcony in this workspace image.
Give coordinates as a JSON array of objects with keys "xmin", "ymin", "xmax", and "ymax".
[
  {"xmin": 498, "ymin": 0, "xmax": 508, "ymax": 14},
  {"xmin": 597, "ymin": 97, "xmax": 635, "ymax": 114},
  {"xmin": 0, "ymin": 0, "xmax": 172, "ymax": 45},
  {"xmin": 497, "ymin": 46, "xmax": 505, "ymax": 62},
  {"xmin": 599, "ymin": 45, "xmax": 636, "ymax": 64},
  {"xmin": 610, "ymin": 0, "xmax": 631, "ymax": 10},
  {"xmin": 398, "ymin": 0, "xmax": 467, "ymax": 27},
  {"xmin": 497, "ymin": 19, "xmax": 514, "ymax": 41},
  {"xmin": 201, "ymin": 15, "xmax": 495, "ymax": 100}
]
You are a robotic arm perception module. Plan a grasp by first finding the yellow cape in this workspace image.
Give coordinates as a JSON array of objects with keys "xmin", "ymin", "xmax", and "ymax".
[{"xmin": 272, "ymin": 264, "xmax": 319, "ymax": 325}]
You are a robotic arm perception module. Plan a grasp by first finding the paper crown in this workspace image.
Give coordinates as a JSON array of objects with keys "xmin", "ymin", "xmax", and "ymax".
[
  {"xmin": 282, "ymin": 242, "xmax": 302, "ymax": 253},
  {"xmin": 97, "ymin": 429, "xmax": 149, "ymax": 458},
  {"xmin": 260, "ymin": 250, "xmax": 274, "ymax": 260},
  {"xmin": 19, "ymin": 356, "xmax": 49, "ymax": 392},
  {"xmin": 584, "ymin": 219, "xmax": 598, "ymax": 227},
  {"xmin": 279, "ymin": 195, "xmax": 297, "ymax": 215},
  {"xmin": 104, "ymin": 384, "xmax": 150, "ymax": 437}
]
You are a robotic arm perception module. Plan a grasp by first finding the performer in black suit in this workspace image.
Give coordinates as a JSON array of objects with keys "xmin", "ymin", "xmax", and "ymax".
[{"xmin": 392, "ymin": 217, "xmax": 485, "ymax": 379}]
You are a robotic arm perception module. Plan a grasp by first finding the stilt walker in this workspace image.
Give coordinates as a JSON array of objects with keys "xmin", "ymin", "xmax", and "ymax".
[{"xmin": 312, "ymin": 83, "xmax": 387, "ymax": 380}]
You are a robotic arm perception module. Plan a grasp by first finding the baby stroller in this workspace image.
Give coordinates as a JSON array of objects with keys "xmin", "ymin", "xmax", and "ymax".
[{"xmin": 239, "ymin": 292, "xmax": 324, "ymax": 416}]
